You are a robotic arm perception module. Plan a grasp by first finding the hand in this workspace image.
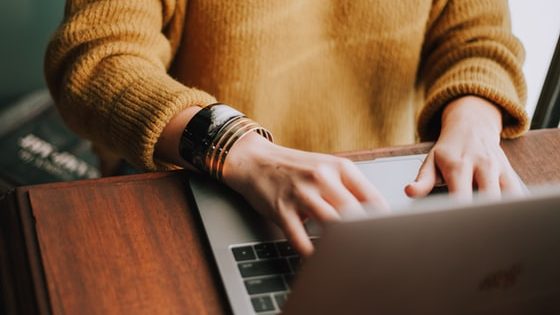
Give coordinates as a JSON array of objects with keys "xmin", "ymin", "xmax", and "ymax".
[
  {"xmin": 222, "ymin": 132, "xmax": 389, "ymax": 256},
  {"xmin": 406, "ymin": 96, "xmax": 524, "ymax": 200}
]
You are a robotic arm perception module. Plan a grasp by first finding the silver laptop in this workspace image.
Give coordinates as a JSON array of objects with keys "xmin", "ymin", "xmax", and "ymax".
[
  {"xmin": 283, "ymin": 187, "xmax": 560, "ymax": 314},
  {"xmin": 188, "ymin": 155, "xmax": 560, "ymax": 314}
]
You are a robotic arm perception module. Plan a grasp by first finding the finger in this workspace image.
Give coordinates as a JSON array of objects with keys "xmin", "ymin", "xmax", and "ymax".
[
  {"xmin": 473, "ymin": 164, "xmax": 501, "ymax": 198},
  {"xmin": 495, "ymin": 151, "xmax": 525, "ymax": 196},
  {"xmin": 320, "ymin": 180, "xmax": 367, "ymax": 220},
  {"xmin": 293, "ymin": 186, "xmax": 341, "ymax": 222},
  {"xmin": 405, "ymin": 151, "xmax": 437, "ymax": 198},
  {"xmin": 338, "ymin": 159, "xmax": 390, "ymax": 211},
  {"xmin": 279, "ymin": 210, "xmax": 314, "ymax": 256},
  {"xmin": 500, "ymin": 167, "xmax": 525, "ymax": 196},
  {"xmin": 442, "ymin": 160, "xmax": 473, "ymax": 200}
]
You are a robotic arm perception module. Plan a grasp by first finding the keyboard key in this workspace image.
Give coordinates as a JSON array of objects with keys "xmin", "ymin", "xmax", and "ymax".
[
  {"xmin": 251, "ymin": 295, "xmax": 276, "ymax": 313},
  {"xmin": 238, "ymin": 259, "xmax": 290, "ymax": 278},
  {"xmin": 274, "ymin": 293, "xmax": 288, "ymax": 309},
  {"xmin": 275, "ymin": 241, "xmax": 297, "ymax": 256},
  {"xmin": 231, "ymin": 246, "xmax": 256, "ymax": 261},
  {"xmin": 254, "ymin": 243, "xmax": 278, "ymax": 259},
  {"xmin": 245, "ymin": 277, "xmax": 286, "ymax": 295}
]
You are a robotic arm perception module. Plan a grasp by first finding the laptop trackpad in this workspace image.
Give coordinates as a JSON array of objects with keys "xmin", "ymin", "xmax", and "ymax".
[{"xmin": 355, "ymin": 154, "xmax": 426, "ymax": 210}]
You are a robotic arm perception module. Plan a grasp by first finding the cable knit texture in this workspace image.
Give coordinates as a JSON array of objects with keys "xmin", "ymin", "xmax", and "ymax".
[{"xmin": 45, "ymin": 0, "xmax": 528, "ymax": 170}]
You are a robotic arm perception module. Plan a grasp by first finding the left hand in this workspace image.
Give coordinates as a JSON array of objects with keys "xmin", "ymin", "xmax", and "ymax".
[{"xmin": 405, "ymin": 96, "xmax": 525, "ymax": 200}]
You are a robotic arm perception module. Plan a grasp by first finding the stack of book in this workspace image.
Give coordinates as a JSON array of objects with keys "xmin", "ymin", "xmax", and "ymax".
[{"xmin": 0, "ymin": 90, "xmax": 100, "ymax": 192}]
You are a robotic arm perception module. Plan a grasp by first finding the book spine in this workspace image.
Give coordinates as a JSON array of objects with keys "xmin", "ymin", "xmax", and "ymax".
[{"xmin": 0, "ymin": 90, "xmax": 52, "ymax": 137}]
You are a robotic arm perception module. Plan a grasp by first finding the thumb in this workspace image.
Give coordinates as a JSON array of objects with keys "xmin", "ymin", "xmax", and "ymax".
[{"xmin": 405, "ymin": 152, "xmax": 437, "ymax": 198}]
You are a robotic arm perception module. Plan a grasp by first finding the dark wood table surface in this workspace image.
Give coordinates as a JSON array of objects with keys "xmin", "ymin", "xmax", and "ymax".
[{"xmin": 1, "ymin": 129, "xmax": 559, "ymax": 315}]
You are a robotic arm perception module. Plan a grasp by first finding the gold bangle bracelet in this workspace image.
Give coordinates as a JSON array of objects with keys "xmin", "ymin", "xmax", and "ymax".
[
  {"xmin": 205, "ymin": 116, "xmax": 249, "ymax": 177},
  {"xmin": 204, "ymin": 116, "xmax": 273, "ymax": 180},
  {"xmin": 179, "ymin": 103, "xmax": 273, "ymax": 180},
  {"xmin": 215, "ymin": 121, "xmax": 262, "ymax": 180}
]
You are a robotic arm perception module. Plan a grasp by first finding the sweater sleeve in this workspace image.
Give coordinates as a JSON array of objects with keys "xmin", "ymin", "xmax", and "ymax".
[
  {"xmin": 44, "ymin": 0, "xmax": 216, "ymax": 170},
  {"xmin": 417, "ymin": 0, "xmax": 529, "ymax": 141}
]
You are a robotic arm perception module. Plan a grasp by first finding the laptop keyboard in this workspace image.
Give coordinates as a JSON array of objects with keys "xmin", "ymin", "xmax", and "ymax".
[{"xmin": 231, "ymin": 239, "xmax": 315, "ymax": 314}]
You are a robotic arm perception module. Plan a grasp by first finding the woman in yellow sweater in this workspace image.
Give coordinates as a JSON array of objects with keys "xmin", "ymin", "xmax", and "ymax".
[{"xmin": 45, "ymin": 0, "xmax": 528, "ymax": 255}]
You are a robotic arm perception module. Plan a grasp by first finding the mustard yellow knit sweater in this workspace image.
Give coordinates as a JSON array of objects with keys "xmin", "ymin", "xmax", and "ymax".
[{"xmin": 45, "ymin": 0, "xmax": 528, "ymax": 170}]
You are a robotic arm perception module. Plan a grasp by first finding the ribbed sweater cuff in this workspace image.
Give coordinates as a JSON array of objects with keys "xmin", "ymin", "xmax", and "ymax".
[
  {"xmin": 107, "ymin": 72, "xmax": 216, "ymax": 171},
  {"xmin": 418, "ymin": 58, "xmax": 529, "ymax": 141}
]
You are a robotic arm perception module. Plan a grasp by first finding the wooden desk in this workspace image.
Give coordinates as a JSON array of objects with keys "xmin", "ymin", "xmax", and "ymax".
[{"xmin": 1, "ymin": 129, "xmax": 559, "ymax": 315}]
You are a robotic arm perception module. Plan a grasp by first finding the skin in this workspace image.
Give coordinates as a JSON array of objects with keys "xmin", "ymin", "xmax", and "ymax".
[
  {"xmin": 155, "ymin": 95, "xmax": 523, "ymax": 257},
  {"xmin": 406, "ymin": 96, "xmax": 524, "ymax": 200}
]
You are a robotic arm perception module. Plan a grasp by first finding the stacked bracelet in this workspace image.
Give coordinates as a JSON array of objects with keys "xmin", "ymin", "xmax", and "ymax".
[{"xmin": 179, "ymin": 103, "xmax": 273, "ymax": 180}]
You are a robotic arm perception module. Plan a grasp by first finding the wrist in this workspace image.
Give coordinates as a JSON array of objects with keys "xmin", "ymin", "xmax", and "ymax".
[
  {"xmin": 441, "ymin": 96, "xmax": 503, "ymax": 136},
  {"xmin": 176, "ymin": 103, "xmax": 273, "ymax": 180},
  {"xmin": 155, "ymin": 106, "xmax": 202, "ymax": 168},
  {"xmin": 221, "ymin": 131, "xmax": 276, "ymax": 189}
]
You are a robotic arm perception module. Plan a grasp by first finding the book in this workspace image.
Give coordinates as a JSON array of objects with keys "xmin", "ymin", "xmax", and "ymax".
[{"xmin": 0, "ymin": 90, "xmax": 100, "ymax": 191}]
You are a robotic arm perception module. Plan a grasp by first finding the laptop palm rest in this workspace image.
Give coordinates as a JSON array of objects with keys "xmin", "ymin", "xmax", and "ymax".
[{"xmin": 189, "ymin": 154, "xmax": 426, "ymax": 245}]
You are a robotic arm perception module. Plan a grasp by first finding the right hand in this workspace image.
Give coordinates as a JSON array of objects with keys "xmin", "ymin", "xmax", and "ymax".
[{"xmin": 222, "ymin": 132, "xmax": 389, "ymax": 256}]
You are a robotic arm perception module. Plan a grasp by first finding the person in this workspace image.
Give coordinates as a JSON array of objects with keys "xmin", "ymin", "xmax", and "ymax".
[{"xmin": 45, "ymin": 0, "xmax": 529, "ymax": 256}]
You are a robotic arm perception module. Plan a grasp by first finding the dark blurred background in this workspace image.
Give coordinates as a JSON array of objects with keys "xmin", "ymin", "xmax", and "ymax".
[
  {"xmin": 0, "ymin": 0, "xmax": 65, "ymax": 104},
  {"xmin": 0, "ymin": 0, "xmax": 102, "ymax": 192}
]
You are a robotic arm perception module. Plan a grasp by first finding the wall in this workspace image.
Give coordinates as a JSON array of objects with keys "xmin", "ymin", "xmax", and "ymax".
[
  {"xmin": 509, "ymin": 0, "xmax": 560, "ymax": 117},
  {"xmin": 0, "ymin": 0, "xmax": 65, "ymax": 102}
]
